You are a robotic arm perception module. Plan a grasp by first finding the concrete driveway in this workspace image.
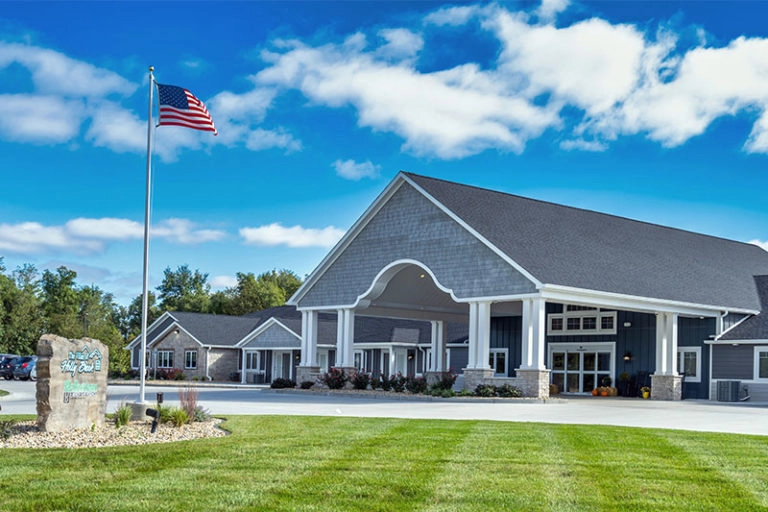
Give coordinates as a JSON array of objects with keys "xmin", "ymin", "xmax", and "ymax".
[{"xmin": 2, "ymin": 380, "xmax": 767, "ymax": 436}]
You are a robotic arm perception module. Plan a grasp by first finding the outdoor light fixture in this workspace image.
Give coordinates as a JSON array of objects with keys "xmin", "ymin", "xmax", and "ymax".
[
  {"xmin": 623, "ymin": 352, "xmax": 632, "ymax": 362},
  {"xmin": 174, "ymin": 328, "xmax": 180, "ymax": 334},
  {"xmin": 623, "ymin": 322, "xmax": 632, "ymax": 328}
]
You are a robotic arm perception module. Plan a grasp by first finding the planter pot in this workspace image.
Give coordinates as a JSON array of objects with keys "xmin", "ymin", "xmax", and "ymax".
[
  {"xmin": 600, "ymin": 390, "xmax": 609, "ymax": 397},
  {"xmin": 642, "ymin": 391, "xmax": 650, "ymax": 399},
  {"xmin": 592, "ymin": 388, "xmax": 598, "ymax": 396}
]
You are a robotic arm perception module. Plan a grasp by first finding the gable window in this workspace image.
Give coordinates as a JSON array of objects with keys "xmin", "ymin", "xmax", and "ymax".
[
  {"xmin": 548, "ymin": 307, "xmax": 617, "ymax": 336},
  {"xmin": 755, "ymin": 347, "xmax": 768, "ymax": 381},
  {"xmin": 157, "ymin": 350, "xmax": 173, "ymax": 368},
  {"xmin": 676, "ymin": 347, "xmax": 701, "ymax": 383},
  {"xmin": 185, "ymin": 350, "xmax": 197, "ymax": 370}
]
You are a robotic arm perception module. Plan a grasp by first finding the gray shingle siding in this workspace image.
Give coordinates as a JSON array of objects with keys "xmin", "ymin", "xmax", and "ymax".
[
  {"xmin": 246, "ymin": 324, "xmax": 300, "ymax": 349},
  {"xmin": 298, "ymin": 183, "xmax": 536, "ymax": 308}
]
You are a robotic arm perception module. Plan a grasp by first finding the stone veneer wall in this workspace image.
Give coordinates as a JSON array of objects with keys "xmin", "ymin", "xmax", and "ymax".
[
  {"xmin": 208, "ymin": 348, "xmax": 239, "ymax": 381},
  {"xmin": 150, "ymin": 330, "xmax": 206, "ymax": 380},
  {"xmin": 650, "ymin": 374, "xmax": 682, "ymax": 400}
]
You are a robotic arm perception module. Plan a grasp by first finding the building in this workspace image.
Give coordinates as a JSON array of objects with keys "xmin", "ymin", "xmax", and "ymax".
[{"xmin": 288, "ymin": 172, "xmax": 768, "ymax": 400}]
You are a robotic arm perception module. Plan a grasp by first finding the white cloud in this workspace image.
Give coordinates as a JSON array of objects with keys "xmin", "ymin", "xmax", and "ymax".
[
  {"xmin": 240, "ymin": 223, "xmax": 345, "ymax": 248},
  {"xmin": 750, "ymin": 240, "xmax": 768, "ymax": 252},
  {"xmin": 376, "ymin": 28, "xmax": 423, "ymax": 61},
  {"xmin": 210, "ymin": 275, "xmax": 238, "ymax": 289},
  {"xmin": 535, "ymin": 0, "xmax": 570, "ymax": 24},
  {"xmin": 0, "ymin": 42, "xmax": 137, "ymax": 97},
  {"xmin": 333, "ymin": 159, "xmax": 381, "ymax": 180},
  {"xmin": 424, "ymin": 5, "xmax": 479, "ymax": 27},
  {"xmin": 0, "ymin": 217, "xmax": 225, "ymax": 256},
  {"xmin": 559, "ymin": 139, "xmax": 607, "ymax": 152},
  {"xmin": 0, "ymin": 94, "xmax": 84, "ymax": 143},
  {"xmin": 245, "ymin": 128, "xmax": 302, "ymax": 152}
]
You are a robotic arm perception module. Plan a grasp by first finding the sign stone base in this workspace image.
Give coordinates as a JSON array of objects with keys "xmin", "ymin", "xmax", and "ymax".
[{"xmin": 36, "ymin": 334, "xmax": 109, "ymax": 432}]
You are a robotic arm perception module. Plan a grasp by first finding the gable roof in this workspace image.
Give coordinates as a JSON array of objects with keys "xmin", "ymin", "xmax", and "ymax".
[
  {"xmin": 161, "ymin": 311, "xmax": 261, "ymax": 347},
  {"xmin": 406, "ymin": 173, "xmax": 768, "ymax": 311},
  {"xmin": 718, "ymin": 276, "xmax": 768, "ymax": 341}
]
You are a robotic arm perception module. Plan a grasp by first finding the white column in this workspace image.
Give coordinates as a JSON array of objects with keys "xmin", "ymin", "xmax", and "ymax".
[
  {"xmin": 336, "ymin": 308, "xmax": 355, "ymax": 367},
  {"xmin": 300, "ymin": 310, "xmax": 318, "ymax": 366},
  {"xmin": 467, "ymin": 301, "xmax": 491, "ymax": 369},
  {"xmin": 430, "ymin": 320, "xmax": 446, "ymax": 372},
  {"xmin": 240, "ymin": 349, "xmax": 247, "ymax": 384},
  {"xmin": 655, "ymin": 312, "xmax": 678, "ymax": 375},
  {"xmin": 521, "ymin": 298, "xmax": 546, "ymax": 370}
]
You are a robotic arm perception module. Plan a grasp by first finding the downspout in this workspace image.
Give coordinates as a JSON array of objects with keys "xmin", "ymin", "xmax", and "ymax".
[{"xmin": 205, "ymin": 347, "xmax": 211, "ymax": 381}]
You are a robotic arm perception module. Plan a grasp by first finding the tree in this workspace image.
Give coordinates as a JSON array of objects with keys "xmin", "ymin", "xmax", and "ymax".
[
  {"xmin": 6, "ymin": 264, "xmax": 44, "ymax": 354},
  {"xmin": 77, "ymin": 285, "xmax": 130, "ymax": 376},
  {"xmin": 123, "ymin": 291, "xmax": 159, "ymax": 340},
  {"xmin": 40, "ymin": 266, "xmax": 80, "ymax": 338},
  {"xmin": 156, "ymin": 264, "xmax": 210, "ymax": 313},
  {"xmin": 211, "ymin": 269, "xmax": 303, "ymax": 315}
]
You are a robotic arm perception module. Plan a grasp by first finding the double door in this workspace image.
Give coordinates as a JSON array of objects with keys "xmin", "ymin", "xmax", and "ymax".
[{"xmin": 550, "ymin": 343, "xmax": 614, "ymax": 394}]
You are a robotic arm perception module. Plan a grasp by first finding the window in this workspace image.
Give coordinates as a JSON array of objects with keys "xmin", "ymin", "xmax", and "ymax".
[
  {"xmin": 246, "ymin": 352, "xmax": 260, "ymax": 370},
  {"xmin": 489, "ymin": 349, "xmax": 507, "ymax": 377},
  {"xmin": 354, "ymin": 350, "xmax": 365, "ymax": 371},
  {"xmin": 157, "ymin": 350, "xmax": 173, "ymax": 368},
  {"xmin": 548, "ymin": 307, "xmax": 617, "ymax": 336},
  {"xmin": 184, "ymin": 350, "xmax": 197, "ymax": 370},
  {"xmin": 755, "ymin": 347, "xmax": 768, "ymax": 380},
  {"xmin": 676, "ymin": 347, "xmax": 701, "ymax": 383}
]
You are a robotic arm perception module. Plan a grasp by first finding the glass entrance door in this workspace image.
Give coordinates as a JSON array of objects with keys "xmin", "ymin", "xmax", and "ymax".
[{"xmin": 550, "ymin": 343, "xmax": 614, "ymax": 394}]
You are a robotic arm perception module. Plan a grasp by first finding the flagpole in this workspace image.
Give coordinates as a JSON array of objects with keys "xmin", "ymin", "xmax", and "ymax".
[{"xmin": 138, "ymin": 65, "xmax": 155, "ymax": 404}]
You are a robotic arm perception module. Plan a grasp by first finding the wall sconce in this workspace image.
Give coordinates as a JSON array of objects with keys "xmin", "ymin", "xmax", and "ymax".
[
  {"xmin": 623, "ymin": 352, "xmax": 632, "ymax": 362},
  {"xmin": 407, "ymin": 354, "xmax": 414, "ymax": 360},
  {"xmin": 174, "ymin": 328, "xmax": 180, "ymax": 334},
  {"xmin": 623, "ymin": 322, "xmax": 632, "ymax": 328}
]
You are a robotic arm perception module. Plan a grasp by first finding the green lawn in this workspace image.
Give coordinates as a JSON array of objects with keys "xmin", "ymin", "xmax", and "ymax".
[{"xmin": 1, "ymin": 415, "xmax": 767, "ymax": 511}]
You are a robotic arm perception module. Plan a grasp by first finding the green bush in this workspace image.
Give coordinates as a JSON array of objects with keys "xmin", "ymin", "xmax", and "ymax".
[
  {"xmin": 379, "ymin": 374, "xmax": 393, "ymax": 391},
  {"xmin": 168, "ymin": 407, "xmax": 190, "ymax": 427},
  {"xmin": 390, "ymin": 373, "xmax": 407, "ymax": 393},
  {"xmin": 319, "ymin": 368, "xmax": 348, "ymax": 389},
  {"xmin": 0, "ymin": 419, "xmax": 17, "ymax": 440},
  {"xmin": 114, "ymin": 402, "xmax": 132, "ymax": 428},
  {"xmin": 405, "ymin": 376, "xmax": 428, "ymax": 394},
  {"xmin": 300, "ymin": 380, "xmax": 314, "ymax": 389},
  {"xmin": 496, "ymin": 384, "xmax": 522, "ymax": 398},
  {"xmin": 270, "ymin": 378, "xmax": 297, "ymax": 389},
  {"xmin": 474, "ymin": 384, "xmax": 496, "ymax": 397},
  {"xmin": 350, "ymin": 371, "xmax": 371, "ymax": 390},
  {"xmin": 432, "ymin": 371, "xmax": 457, "ymax": 391},
  {"xmin": 429, "ymin": 388, "xmax": 455, "ymax": 398},
  {"xmin": 192, "ymin": 405, "xmax": 210, "ymax": 423}
]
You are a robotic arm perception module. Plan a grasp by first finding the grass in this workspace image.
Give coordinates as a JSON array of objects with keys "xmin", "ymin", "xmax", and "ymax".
[{"xmin": 1, "ymin": 415, "xmax": 767, "ymax": 511}]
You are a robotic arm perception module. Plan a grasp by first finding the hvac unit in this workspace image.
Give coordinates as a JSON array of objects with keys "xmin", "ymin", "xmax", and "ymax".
[{"xmin": 716, "ymin": 380, "xmax": 741, "ymax": 402}]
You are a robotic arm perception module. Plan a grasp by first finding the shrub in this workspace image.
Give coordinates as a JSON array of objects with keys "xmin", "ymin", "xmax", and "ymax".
[
  {"xmin": 496, "ymin": 384, "xmax": 522, "ymax": 398},
  {"xmin": 379, "ymin": 374, "xmax": 393, "ymax": 392},
  {"xmin": 350, "ymin": 371, "xmax": 371, "ymax": 390},
  {"xmin": 432, "ymin": 371, "xmax": 457, "ymax": 391},
  {"xmin": 156, "ymin": 368, "xmax": 184, "ymax": 381},
  {"xmin": 300, "ymin": 380, "xmax": 314, "ymax": 390},
  {"xmin": 370, "ymin": 376, "xmax": 381, "ymax": 390},
  {"xmin": 390, "ymin": 373, "xmax": 407, "ymax": 393},
  {"xmin": 429, "ymin": 387, "xmax": 455, "ymax": 398},
  {"xmin": 178, "ymin": 387, "xmax": 199, "ymax": 419},
  {"xmin": 192, "ymin": 405, "xmax": 210, "ymax": 422},
  {"xmin": 168, "ymin": 407, "xmax": 190, "ymax": 427},
  {"xmin": 0, "ymin": 419, "xmax": 17, "ymax": 440},
  {"xmin": 270, "ymin": 378, "xmax": 297, "ymax": 389},
  {"xmin": 320, "ymin": 368, "xmax": 348, "ymax": 390},
  {"xmin": 114, "ymin": 402, "xmax": 132, "ymax": 428},
  {"xmin": 474, "ymin": 384, "xmax": 496, "ymax": 397},
  {"xmin": 405, "ymin": 376, "xmax": 428, "ymax": 394}
]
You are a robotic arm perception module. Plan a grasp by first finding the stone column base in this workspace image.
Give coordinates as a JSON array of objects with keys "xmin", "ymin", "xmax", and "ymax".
[
  {"xmin": 295, "ymin": 365, "xmax": 321, "ymax": 385},
  {"xmin": 129, "ymin": 402, "xmax": 151, "ymax": 422},
  {"xmin": 515, "ymin": 368, "xmax": 551, "ymax": 398},
  {"xmin": 424, "ymin": 371, "xmax": 450, "ymax": 385},
  {"xmin": 461, "ymin": 368, "xmax": 494, "ymax": 391},
  {"xmin": 650, "ymin": 374, "xmax": 682, "ymax": 400}
]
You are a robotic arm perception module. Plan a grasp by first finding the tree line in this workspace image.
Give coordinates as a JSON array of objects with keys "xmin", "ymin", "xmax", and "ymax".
[{"xmin": 0, "ymin": 258, "xmax": 302, "ymax": 375}]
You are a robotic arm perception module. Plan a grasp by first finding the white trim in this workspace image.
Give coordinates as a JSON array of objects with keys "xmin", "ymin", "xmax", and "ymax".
[
  {"xmin": 677, "ymin": 346, "xmax": 701, "ymax": 383},
  {"xmin": 236, "ymin": 317, "xmax": 301, "ymax": 348},
  {"xmin": 548, "ymin": 341, "xmax": 616, "ymax": 394},
  {"xmin": 540, "ymin": 284, "xmax": 756, "ymax": 317},
  {"xmin": 707, "ymin": 339, "xmax": 768, "ymax": 345},
  {"xmin": 489, "ymin": 348, "xmax": 508, "ymax": 377},
  {"xmin": 184, "ymin": 349, "xmax": 198, "ymax": 370},
  {"xmin": 754, "ymin": 346, "xmax": 768, "ymax": 381},
  {"xmin": 547, "ymin": 309, "xmax": 617, "ymax": 336},
  {"xmin": 715, "ymin": 314, "xmax": 754, "ymax": 341}
]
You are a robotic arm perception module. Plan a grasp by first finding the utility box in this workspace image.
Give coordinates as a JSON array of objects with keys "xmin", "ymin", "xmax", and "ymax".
[{"xmin": 717, "ymin": 380, "xmax": 741, "ymax": 402}]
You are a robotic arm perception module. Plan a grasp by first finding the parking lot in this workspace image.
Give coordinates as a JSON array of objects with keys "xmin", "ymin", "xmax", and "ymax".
[{"xmin": 2, "ymin": 379, "xmax": 768, "ymax": 436}]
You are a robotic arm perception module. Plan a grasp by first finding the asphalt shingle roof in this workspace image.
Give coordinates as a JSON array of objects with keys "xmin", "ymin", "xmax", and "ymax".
[
  {"xmin": 718, "ymin": 276, "xmax": 768, "ymax": 341},
  {"xmin": 405, "ymin": 173, "xmax": 768, "ymax": 311}
]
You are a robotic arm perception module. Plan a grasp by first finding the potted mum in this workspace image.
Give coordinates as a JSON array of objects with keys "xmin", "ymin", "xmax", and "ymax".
[{"xmin": 640, "ymin": 386, "xmax": 651, "ymax": 399}]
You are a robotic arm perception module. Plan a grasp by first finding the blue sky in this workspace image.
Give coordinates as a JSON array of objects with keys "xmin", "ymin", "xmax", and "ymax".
[{"xmin": 2, "ymin": 1, "xmax": 768, "ymax": 305}]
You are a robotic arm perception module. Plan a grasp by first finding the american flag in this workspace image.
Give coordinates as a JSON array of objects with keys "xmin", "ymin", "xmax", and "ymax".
[{"xmin": 156, "ymin": 83, "xmax": 218, "ymax": 135}]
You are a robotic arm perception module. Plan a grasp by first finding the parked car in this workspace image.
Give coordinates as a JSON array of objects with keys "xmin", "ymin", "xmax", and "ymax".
[
  {"xmin": 12, "ymin": 356, "xmax": 37, "ymax": 381},
  {"xmin": 0, "ymin": 355, "xmax": 20, "ymax": 380}
]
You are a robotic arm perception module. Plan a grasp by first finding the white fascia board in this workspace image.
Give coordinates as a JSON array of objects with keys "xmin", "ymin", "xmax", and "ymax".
[
  {"xmin": 540, "ymin": 284, "xmax": 758, "ymax": 317},
  {"xmin": 288, "ymin": 174, "xmax": 409, "ymax": 306},
  {"xmin": 402, "ymin": 174, "xmax": 543, "ymax": 289},
  {"xmin": 236, "ymin": 317, "xmax": 301, "ymax": 348},
  {"xmin": 706, "ymin": 339, "xmax": 768, "ymax": 345},
  {"xmin": 354, "ymin": 342, "xmax": 428, "ymax": 349},
  {"xmin": 126, "ymin": 311, "xmax": 175, "ymax": 349}
]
